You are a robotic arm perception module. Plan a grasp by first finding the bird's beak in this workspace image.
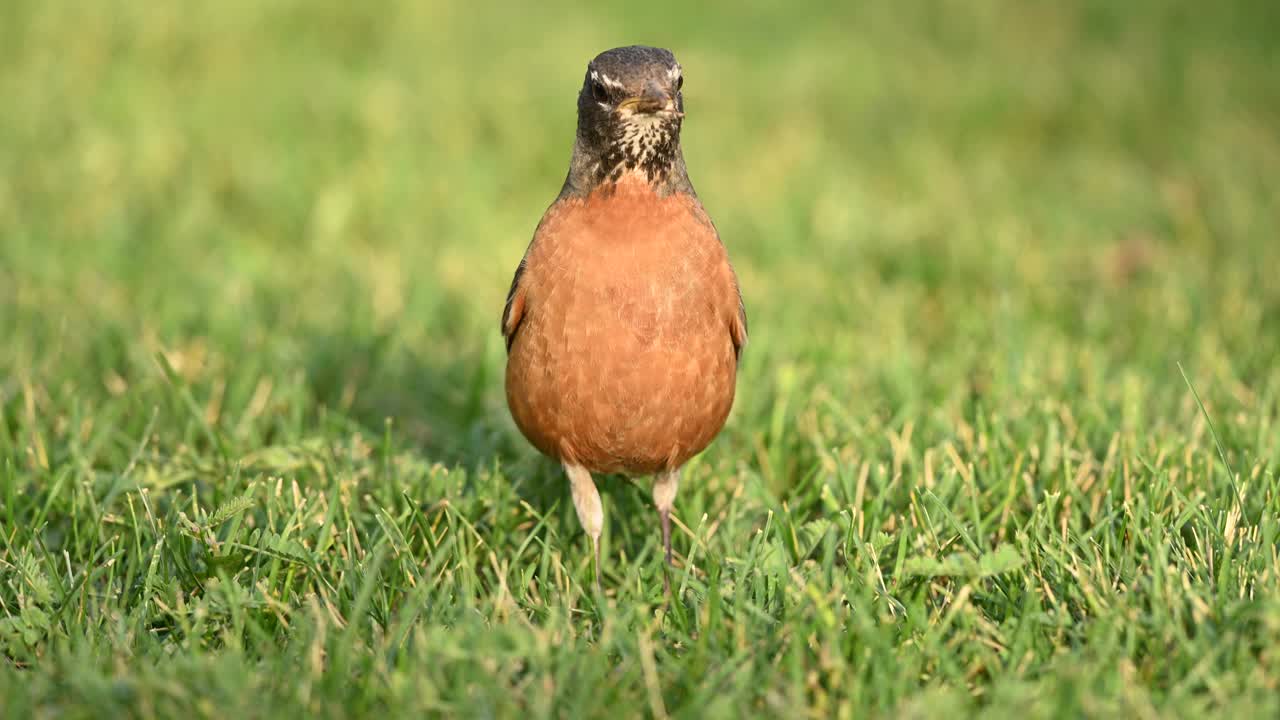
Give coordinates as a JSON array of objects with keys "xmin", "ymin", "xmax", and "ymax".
[{"xmin": 619, "ymin": 81, "xmax": 683, "ymax": 117}]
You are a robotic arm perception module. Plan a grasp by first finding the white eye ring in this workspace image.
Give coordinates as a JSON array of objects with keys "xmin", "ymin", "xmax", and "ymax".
[{"xmin": 589, "ymin": 70, "xmax": 625, "ymax": 90}]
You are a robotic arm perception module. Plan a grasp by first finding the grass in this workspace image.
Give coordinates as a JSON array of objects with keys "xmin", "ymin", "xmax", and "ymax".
[{"xmin": 2, "ymin": 0, "xmax": 1280, "ymax": 717}]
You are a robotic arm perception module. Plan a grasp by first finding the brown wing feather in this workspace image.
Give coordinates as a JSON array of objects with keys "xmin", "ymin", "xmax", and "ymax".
[
  {"xmin": 501, "ymin": 259, "xmax": 527, "ymax": 353},
  {"xmin": 683, "ymin": 195, "xmax": 748, "ymax": 362},
  {"xmin": 730, "ymin": 281, "xmax": 748, "ymax": 360}
]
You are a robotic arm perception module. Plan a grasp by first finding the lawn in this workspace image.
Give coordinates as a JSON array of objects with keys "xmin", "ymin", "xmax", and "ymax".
[{"xmin": 2, "ymin": 0, "xmax": 1280, "ymax": 717}]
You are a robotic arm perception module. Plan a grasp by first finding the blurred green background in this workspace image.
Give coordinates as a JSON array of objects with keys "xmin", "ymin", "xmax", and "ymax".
[
  {"xmin": 2, "ymin": 0, "xmax": 1280, "ymax": 716},
  {"xmin": 4, "ymin": 0, "xmax": 1277, "ymax": 458}
]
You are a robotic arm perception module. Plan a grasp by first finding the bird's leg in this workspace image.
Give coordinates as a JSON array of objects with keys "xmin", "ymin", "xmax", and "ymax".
[
  {"xmin": 653, "ymin": 468, "xmax": 680, "ymax": 594},
  {"xmin": 565, "ymin": 463, "xmax": 604, "ymax": 594}
]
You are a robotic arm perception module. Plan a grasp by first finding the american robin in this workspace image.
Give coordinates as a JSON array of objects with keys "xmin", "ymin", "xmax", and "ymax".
[{"xmin": 502, "ymin": 46, "xmax": 747, "ymax": 592}]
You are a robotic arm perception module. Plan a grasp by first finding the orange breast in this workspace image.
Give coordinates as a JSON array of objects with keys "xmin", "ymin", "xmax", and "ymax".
[{"xmin": 505, "ymin": 177, "xmax": 741, "ymax": 475}]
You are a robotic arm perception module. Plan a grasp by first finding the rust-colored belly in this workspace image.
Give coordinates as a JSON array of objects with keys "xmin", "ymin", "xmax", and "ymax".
[{"xmin": 505, "ymin": 185, "xmax": 739, "ymax": 475}]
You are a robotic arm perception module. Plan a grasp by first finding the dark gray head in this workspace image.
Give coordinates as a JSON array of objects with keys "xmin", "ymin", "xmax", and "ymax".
[{"xmin": 560, "ymin": 46, "xmax": 693, "ymax": 198}]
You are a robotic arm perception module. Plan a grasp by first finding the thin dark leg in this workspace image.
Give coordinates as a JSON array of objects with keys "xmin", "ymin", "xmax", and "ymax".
[
  {"xmin": 661, "ymin": 509, "xmax": 673, "ymax": 566},
  {"xmin": 654, "ymin": 468, "xmax": 679, "ymax": 596},
  {"xmin": 592, "ymin": 534, "xmax": 602, "ymax": 596},
  {"xmin": 660, "ymin": 508, "xmax": 672, "ymax": 594}
]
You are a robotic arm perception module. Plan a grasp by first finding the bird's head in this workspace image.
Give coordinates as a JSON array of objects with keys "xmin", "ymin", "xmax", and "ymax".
[{"xmin": 567, "ymin": 46, "xmax": 689, "ymax": 194}]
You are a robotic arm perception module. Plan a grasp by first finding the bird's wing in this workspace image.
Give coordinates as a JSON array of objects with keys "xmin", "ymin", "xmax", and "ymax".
[
  {"xmin": 501, "ymin": 257, "xmax": 528, "ymax": 353},
  {"xmin": 729, "ymin": 276, "xmax": 748, "ymax": 361},
  {"xmin": 690, "ymin": 198, "xmax": 747, "ymax": 362},
  {"xmin": 503, "ymin": 203, "xmax": 569, "ymax": 354}
]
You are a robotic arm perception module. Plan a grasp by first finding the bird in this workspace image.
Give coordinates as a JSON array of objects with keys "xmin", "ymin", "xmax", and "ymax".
[{"xmin": 501, "ymin": 45, "xmax": 747, "ymax": 594}]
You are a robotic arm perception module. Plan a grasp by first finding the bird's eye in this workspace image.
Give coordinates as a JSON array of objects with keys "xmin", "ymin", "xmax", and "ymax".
[
  {"xmin": 676, "ymin": 75, "xmax": 683, "ymax": 91},
  {"xmin": 591, "ymin": 80, "xmax": 609, "ymax": 103}
]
